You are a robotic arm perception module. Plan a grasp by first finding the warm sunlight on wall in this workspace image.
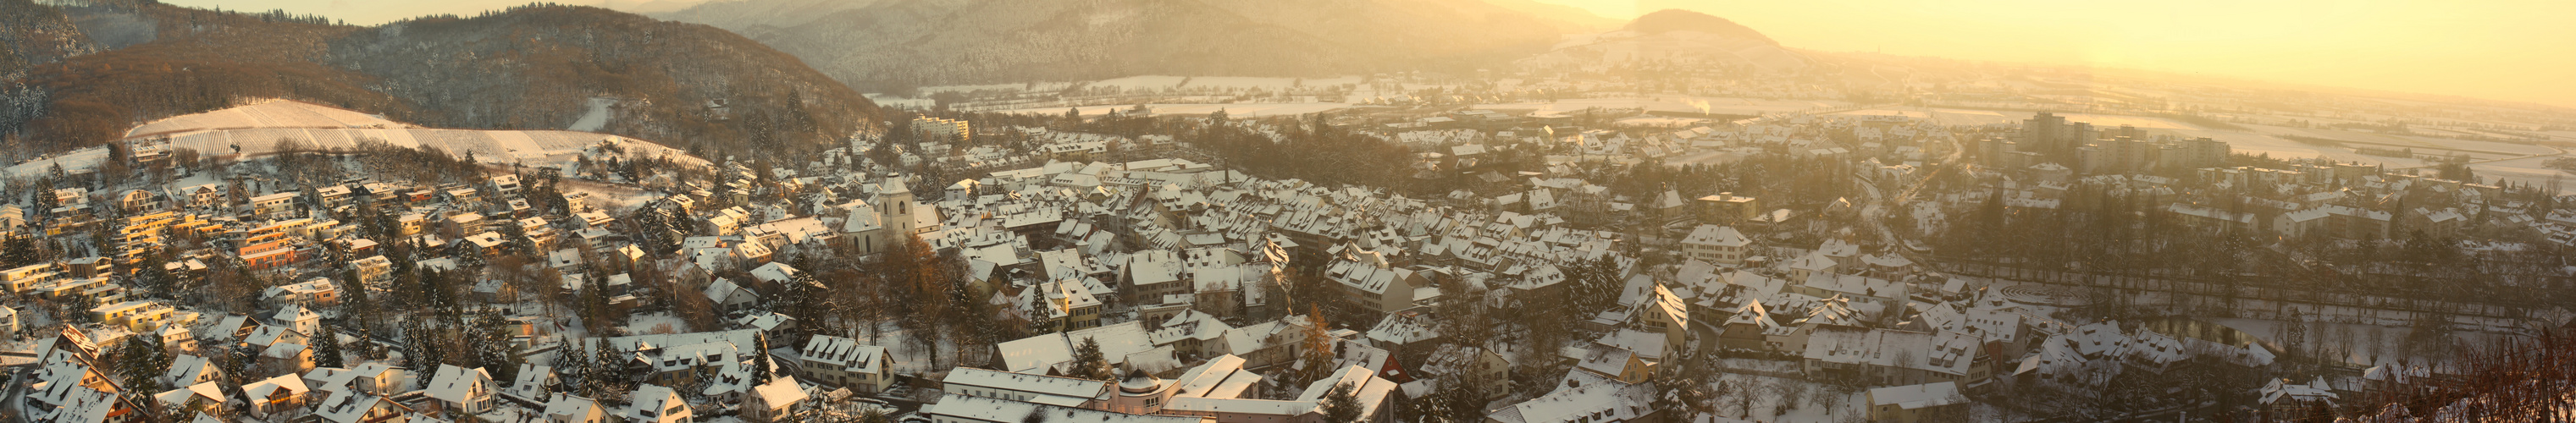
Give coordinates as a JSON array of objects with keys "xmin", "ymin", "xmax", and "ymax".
[{"xmin": 1540, "ymin": 0, "xmax": 2576, "ymax": 107}]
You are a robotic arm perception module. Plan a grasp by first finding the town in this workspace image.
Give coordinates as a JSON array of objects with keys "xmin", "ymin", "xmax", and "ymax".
[{"xmin": 2, "ymin": 50, "xmax": 2574, "ymax": 423}]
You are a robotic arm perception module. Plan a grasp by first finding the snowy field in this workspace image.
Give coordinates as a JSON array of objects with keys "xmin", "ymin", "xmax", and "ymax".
[
  {"xmin": 863, "ymin": 94, "xmax": 936, "ymax": 109},
  {"xmin": 124, "ymin": 99, "xmax": 406, "ymax": 137},
  {"xmin": 1083, "ymin": 75, "xmax": 1192, "ymax": 91},
  {"xmin": 7, "ymin": 100, "xmax": 706, "ymax": 179},
  {"xmin": 2208, "ymin": 317, "xmax": 2504, "ymax": 368},
  {"xmin": 2468, "ymin": 155, "xmax": 2576, "ymax": 191},
  {"xmin": 997, "ymin": 102, "xmax": 1354, "ymax": 118},
  {"xmin": 1473, "ymin": 96, "xmax": 1846, "ymax": 116}
]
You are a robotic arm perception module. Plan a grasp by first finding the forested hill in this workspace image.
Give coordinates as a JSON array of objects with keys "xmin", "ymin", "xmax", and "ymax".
[
  {"xmin": 0, "ymin": 1, "xmax": 880, "ymax": 158},
  {"xmin": 655, "ymin": 0, "xmax": 1577, "ymax": 91}
]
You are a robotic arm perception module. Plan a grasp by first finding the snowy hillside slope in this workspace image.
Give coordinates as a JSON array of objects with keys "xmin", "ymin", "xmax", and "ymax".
[
  {"xmin": 11, "ymin": 100, "xmax": 705, "ymax": 179},
  {"xmin": 1517, "ymin": 9, "xmax": 1810, "ymax": 74}
]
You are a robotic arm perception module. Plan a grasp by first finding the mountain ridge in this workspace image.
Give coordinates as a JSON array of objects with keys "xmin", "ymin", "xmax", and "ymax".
[
  {"xmin": 0, "ymin": 2, "xmax": 879, "ymax": 157},
  {"xmin": 655, "ymin": 0, "xmax": 1573, "ymax": 90}
]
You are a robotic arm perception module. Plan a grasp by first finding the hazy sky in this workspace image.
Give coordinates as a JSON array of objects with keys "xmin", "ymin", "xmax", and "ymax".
[
  {"xmin": 1539, "ymin": 0, "xmax": 2576, "ymax": 108},
  {"xmin": 163, "ymin": 0, "xmax": 2575, "ymax": 107}
]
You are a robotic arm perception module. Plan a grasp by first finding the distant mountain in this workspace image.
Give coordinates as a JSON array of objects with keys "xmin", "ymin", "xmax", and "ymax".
[
  {"xmin": 0, "ymin": 1, "xmax": 877, "ymax": 157},
  {"xmin": 655, "ymin": 0, "xmax": 1573, "ymax": 90},
  {"xmin": 1517, "ymin": 8, "xmax": 1809, "ymax": 74},
  {"xmin": 1474, "ymin": 0, "xmax": 1620, "ymax": 32},
  {"xmin": 1623, "ymin": 8, "xmax": 1777, "ymax": 44}
]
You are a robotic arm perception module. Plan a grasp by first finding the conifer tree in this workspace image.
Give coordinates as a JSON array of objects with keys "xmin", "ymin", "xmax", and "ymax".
[{"xmin": 313, "ymin": 325, "xmax": 345, "ymax": 368}]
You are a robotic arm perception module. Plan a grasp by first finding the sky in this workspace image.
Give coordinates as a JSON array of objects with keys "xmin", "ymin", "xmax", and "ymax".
[
  {"xmin": 161, "ymin": 0, "xmax": 2576, "ymax": 107},
  {"xmin": 1532, "ymin": 0, "xmax": 2576, "ymax": 108}
]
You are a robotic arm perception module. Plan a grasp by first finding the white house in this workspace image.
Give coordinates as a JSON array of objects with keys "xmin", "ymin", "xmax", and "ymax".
[
  {"xmin": 798, "ymin": 335, "xmax": 894, "ymax": 393},
  {"xmin": 423, "ymin": 365, "xmax": 496, "ymax": 415}
]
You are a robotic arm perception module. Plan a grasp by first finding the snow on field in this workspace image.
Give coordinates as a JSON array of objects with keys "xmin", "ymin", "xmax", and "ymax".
[
  {"xmin": 2208, "ymin": 317, "xmax": 2503, "ymax": 368},
  {"xmin": 1175, "ymin": 76, "xmax": 1298, "ymax": 90},
  {"xmin": 1473, "ymin": 96, "xmax": 1845, "ymax": 116},
  {"xmin": 154, "ymin": 126, "xmax": 704, "ymax": 168},
  {"xmin": 124, "ymin": 99, "xmax": 405, "ymax": 137},
  {"xmin": 1611, "ymin": 116, "xmax": 1709, "ymax": 127},
  {"xmin": 627, "ymin": 312, "xmax": 690, "ymax": 335},
  {"xmin": 865, "ymin": 94, "xmax": 936, "ymax": 110},
  {"xmin": 2163, "ymin": 129, "xmax": 2426, "ymax": 167},
  {"xmin": 11, "ymin": 100, "xmax": 708, "ymax": 179},
  {"xmin": 998, "ymin": 102, "xmax": 1353, "ymax": 118},
  {"xmin": 2470, "ymin": 155, "xmax": 2576, "ymax": 193},
  {"xmin": 2, "ymin": 148, "xmax": 109, "ymax": 179},
  {"xmin": 1084, "ymin": 75, "xmax": 1192, "ymax": 91},
  {"xmin": 916, "ymin": 80, "xmax": 1076, "ymax": 94},
  {"xmin": 566, "ymin": 96, "xmax": 614, "ymax": 132},
  {"xmin": 160, "ymin": 101, "xmax": 700, "ymax": 167}
]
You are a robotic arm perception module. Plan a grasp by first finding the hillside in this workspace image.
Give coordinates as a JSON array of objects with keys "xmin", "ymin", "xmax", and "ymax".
[
  {"xmin": 655, "ymin": 0, "xmax": 1573, "ymax": 90},
  {"xmin": 1517, "ymin": 8, "xmax": 1810, "ymax": 74},
  {"xmin": 0, "ymin": 2, "xmax": 879, "ymax": 157},
  {"xmin": 0, "ymin": 0, "xmax": 99, "ymax": 77}
]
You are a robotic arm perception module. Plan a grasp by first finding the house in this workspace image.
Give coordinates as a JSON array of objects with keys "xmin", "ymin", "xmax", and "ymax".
[
  {"xmin": 1866, "ymin": 382, "xmax": 1965, "ymax": 422},
  {"xmin": 941, "ymin": 367, "xmax": 1109, "ymax": 409},
  {"xmin": 89, "ymin": 300, "xmax": 176, "ymax": 332},
  {"xmin": 153, "ymin": 382, "xmax": 230, "ymax": 419},
  {"xmin": 163, "ymin": 354, "xmax": 224, "ymax": 388},
  {"xmin": 2260, "ymin": 377, "xmax": 2341, "ymax": 420},
  {"xmin": 309, "ymin": 390, "xmax": 410, "ymax": 423},
  {"xmin": 423, "ymin": 365, "xmax": 497, "ymax": 415},
  {"xmin": 543, "ymin": 393, "xmax": 605, "ymax": 423},
  {"xmin": 244, "ymin": 373, "xmax": 315, "ymax": 418},
  {"xmin": 348, "ymin": 363, "xmax": 406, "ymax": 395},
  {"xmin": 259, "ymin": 340, "xmax": 316, "ymax": 375},
  {"xmin": 1484, "ymin": 371, "xmax": 1658, "ymax": 423},
  {"xmin": 508, "ymin": 364, "xmax": 558, "ymax": 401},
  {"xmin": 624, "ymin": 384, "xmax": 694, "ymax": 423},
  {"xmin": 744, "ymin": 376, "xmax": 810, "ymax": 423},
  {"xmin": 799, "ymin": 335, "xmax": 894, "ymax": 393},
  {"xmin": 1679, "ymin": 225, "xmax": 1752, "ymax": 265},
  {"xmin": 703, "ymin": 278, "xmax": 757, "ymax": 314},
  {"xmin": 262, "ymin": 277, "xmax": 342, "ymax": 308},
  {"xmin": 922, "ymin": 393, "xmax": 1201, "ymax": 423},
  {"xmin": 274, "ymin": 305, "xmax": 322, "ymax": 338},
  {"xmin": 1324, "ymin": 252, "xmax": 1430, "ymax": 315}
]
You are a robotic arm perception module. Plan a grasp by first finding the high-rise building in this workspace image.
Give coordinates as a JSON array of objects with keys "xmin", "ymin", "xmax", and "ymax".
[
  {"xmin": 2020, "ymin": 112, "xmax": 2098, "ymax": 162},
  {"xmin": 912, "ymin": 116, "xmax": 970, "ymax": 143}
]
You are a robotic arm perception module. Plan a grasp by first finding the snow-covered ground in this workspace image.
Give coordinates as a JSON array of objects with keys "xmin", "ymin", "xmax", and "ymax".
[
  {"xmin": 2208, "ymin": 317, "xmax": 2504, "ymax": 368},
  {"xmin": 6, "ymin": 99, "xmax": 710, "ymax": 179},
  {"xmin": 627, "ymin": 312, "xmax": 691, "ymax": 335},
  {"xmin": 864, "ymin": 94, "xmax": 936, "ymax": 110},
  {"xmin": 124, "ymin": 99, "xmax": 406, "ymax": 137},
  {"xmin": 2470, "ymin": 155, "xmax": 2576, "ymax": 192},
  {"xmin": 1082, "ymin": 75, "xmax": 1192, "ymax": 91},
  {"xmin": 998, "ymin": 102, "xmax": 1355, "ymax": 118},
  {"xmin": 1473, "ymin": 96, "xmax": 1846, "ymax": 116},
  {"xmin": 567, "ymin": 97, "xmax": 615, "ymax": 132}
]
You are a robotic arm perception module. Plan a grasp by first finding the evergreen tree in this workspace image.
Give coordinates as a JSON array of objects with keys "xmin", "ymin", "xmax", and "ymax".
[
  {"xmin": 313, "ymin": 325, "xmax": 345, "ymax": 368},
  {"xmin": 1318, "ymin": 382, "xmax": 1362, "ymax": 423},
  {"xmin": 753, "ymin": 332, "xmax": 774, "ymax": 382},
  {"xmin": 594, "ymin": 338, "xmax": 627, "ymax": 392},
  {"xmin": 560, "ymin": 338, "xmax": 596, "ymax": 394},
  {"xmin": 119, "ymin": 337, "xmax": 171, "ymax": 393},
  {"xmin": 1070, "ymin": 337, "xmax": 1111, "ymax": 381}
]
